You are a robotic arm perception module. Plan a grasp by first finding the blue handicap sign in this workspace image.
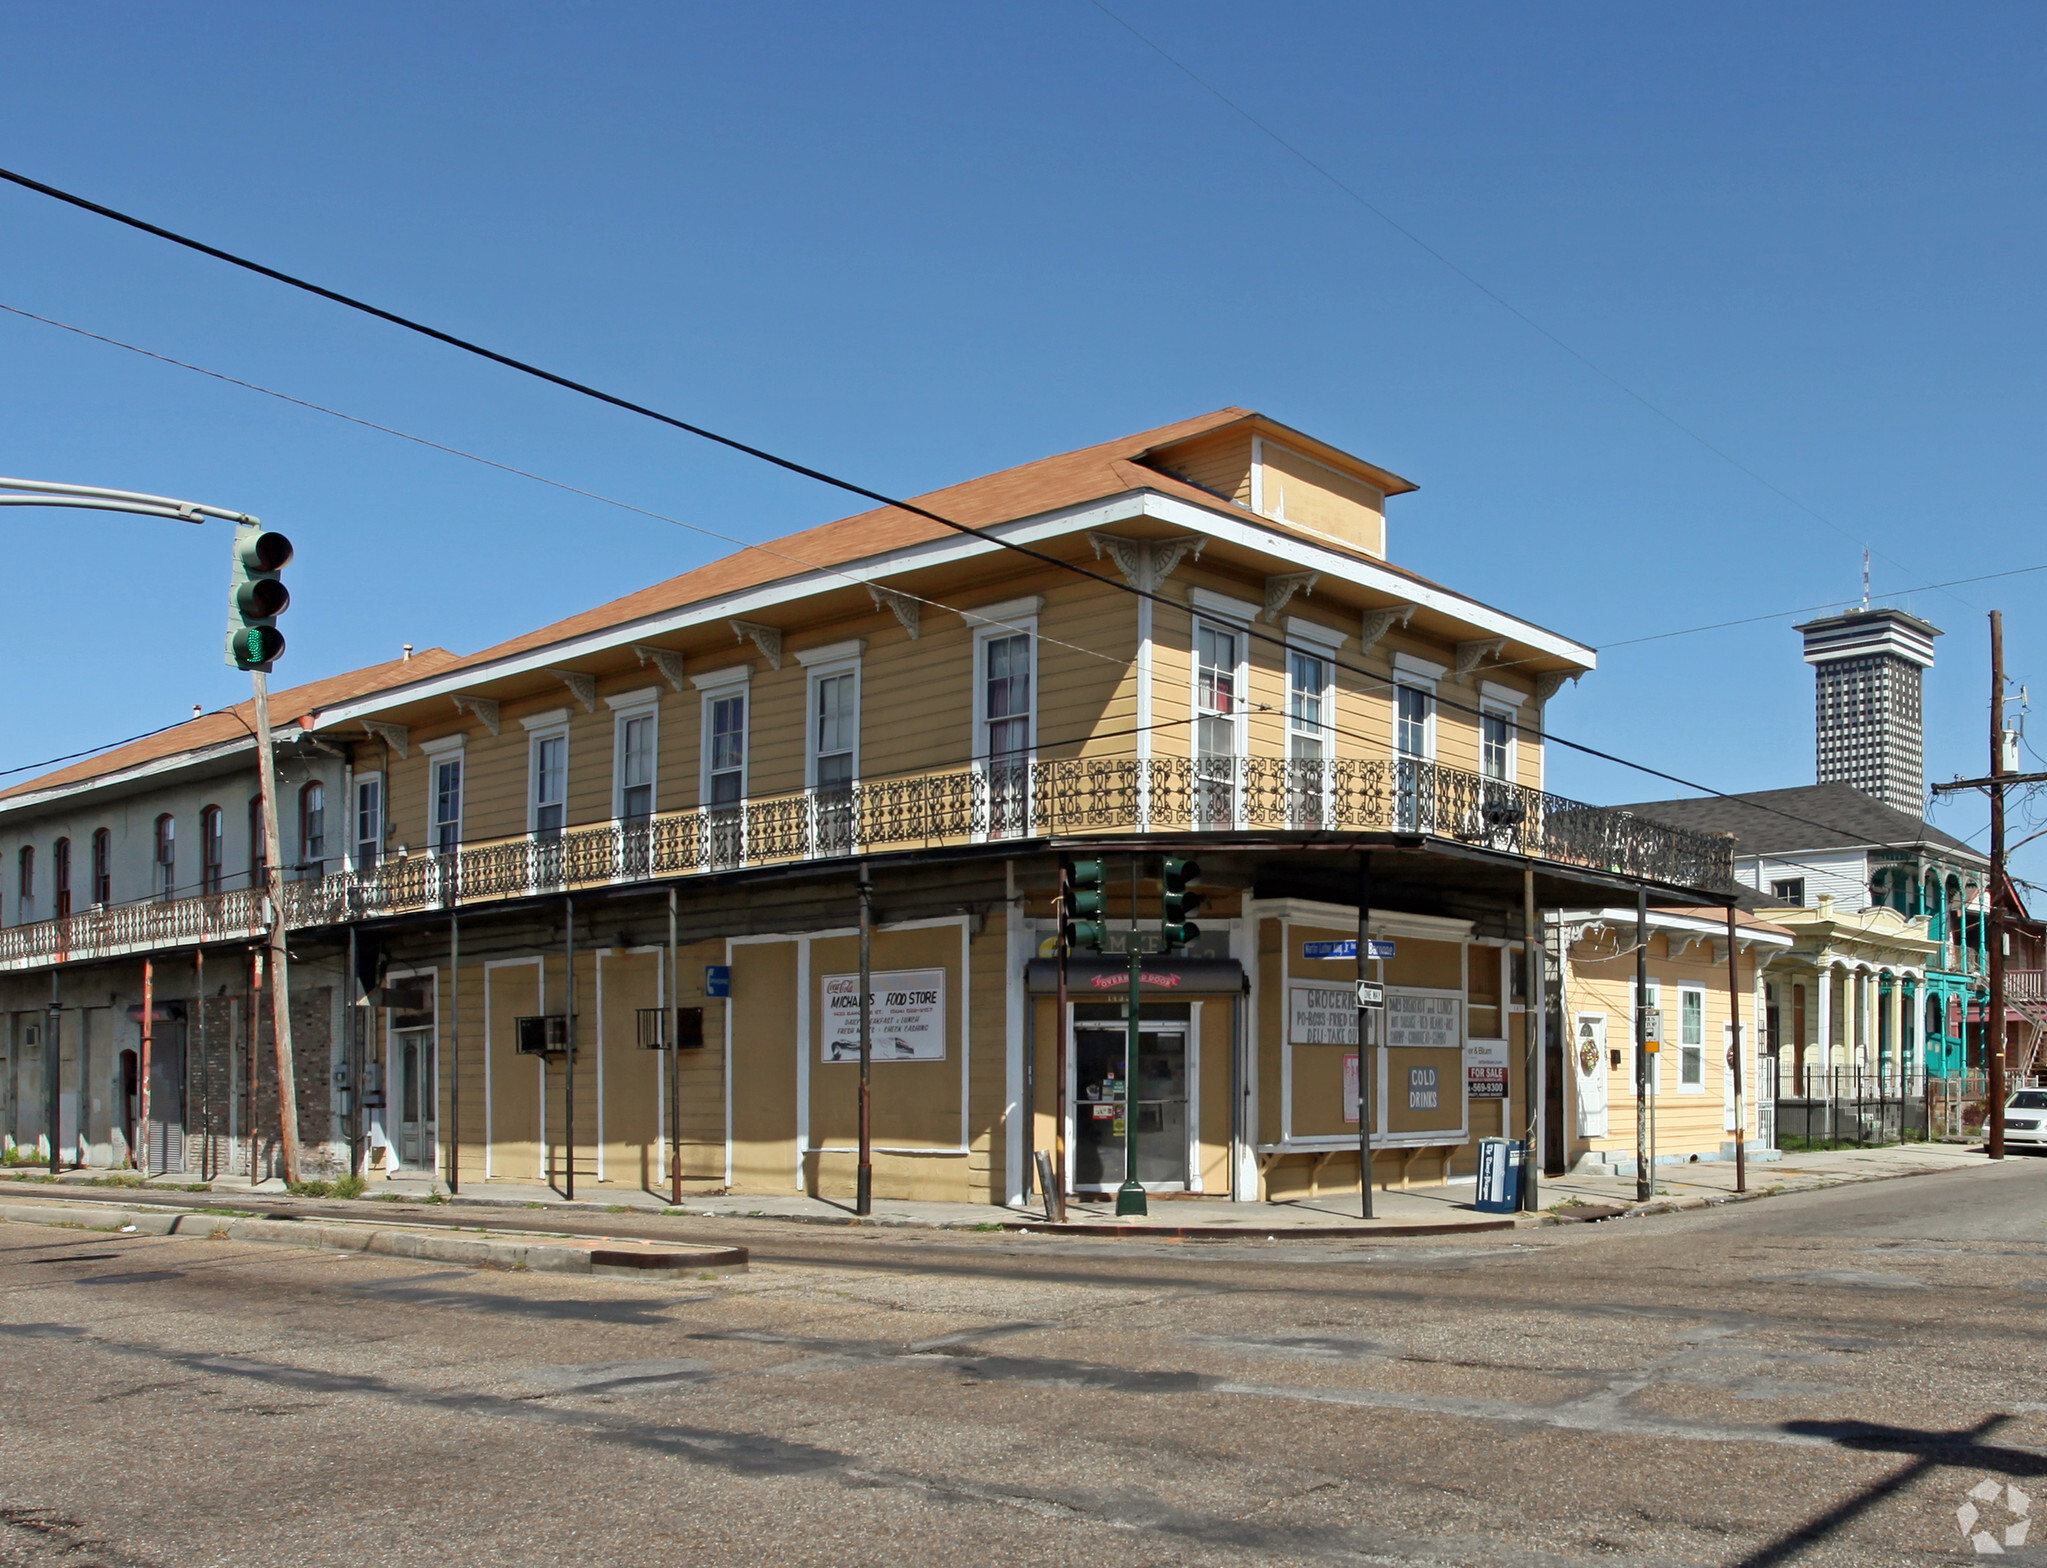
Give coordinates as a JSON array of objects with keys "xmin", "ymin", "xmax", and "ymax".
[{"xmin": 704, "ymin": 964, "xmax": 731, "ymax": 997}]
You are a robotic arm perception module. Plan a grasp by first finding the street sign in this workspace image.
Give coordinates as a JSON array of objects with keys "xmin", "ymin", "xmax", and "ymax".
[
  {"xmin": 1354, "ymin": 980, "xmax": 1385, "ymax": 1009},
  {"xmin": 704, "ymin": 964, "xmax": 731, "ymax": 997},
  {"xmin": 1302, "ymin": 939, "xmax": 1396, "ymax": 961}
]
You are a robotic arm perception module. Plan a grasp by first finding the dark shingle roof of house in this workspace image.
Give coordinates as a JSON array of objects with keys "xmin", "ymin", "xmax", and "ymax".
[{"xmin": 1610, "ymin": 782, "xmax": 1982, "ymax": 862}]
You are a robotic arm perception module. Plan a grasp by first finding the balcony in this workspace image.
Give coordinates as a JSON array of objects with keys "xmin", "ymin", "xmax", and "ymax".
[{"xmin": 0, "ymin": 755, "xmax": 1735, "ymax": 971}]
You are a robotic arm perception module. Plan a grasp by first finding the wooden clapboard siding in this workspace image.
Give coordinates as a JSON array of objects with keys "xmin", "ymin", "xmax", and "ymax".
[
  {"xmin": 966, "ymin": 910, "xmax": 1009, "ymax": 1201},
  {"xmin": 728, "ymin": 938, "xmax": 798, "ymax": 1192},
  {"xmin": 1256, "ymin": 439, "xmax": 1386, "ymax": 557},
  {"xmin": 857, "ymin": 614, "xmax": 973, "ymax": 781},
  {"xmin": 1148, "ymin": 427, "xmax": 1255, "ymax": 507},
  {"xmin": 485, "ymin": 958, "xmax": 543, "ymax": 1181},
  {"xmin": 1038, "ymin": 580, "xmax": 1136, "ymax": 760},
  {"xmin": 597, "ymin": 948, "xmax": 662, "ymax": 1188},
  {"xmin": 673, "ymin": 937, "xmax": 727, "ymax": 1180}
]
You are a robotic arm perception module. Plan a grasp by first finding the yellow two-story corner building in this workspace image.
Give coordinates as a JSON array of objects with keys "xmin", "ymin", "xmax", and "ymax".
[{"xmin": 0, "ymin": 410, "xmax": 1735, "ymax": 1206}]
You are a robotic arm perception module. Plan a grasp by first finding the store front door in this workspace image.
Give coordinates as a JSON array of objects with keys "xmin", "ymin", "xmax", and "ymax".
[{"xmin": 1072, "ymin": 1020, "xmax": 1189, "ymax": 1191}]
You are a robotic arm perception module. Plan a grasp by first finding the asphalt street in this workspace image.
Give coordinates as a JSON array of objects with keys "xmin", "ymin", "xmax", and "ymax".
[{"xmin": 1, "ymin": 1163, "xmax": 2043, "ymax": 1568}]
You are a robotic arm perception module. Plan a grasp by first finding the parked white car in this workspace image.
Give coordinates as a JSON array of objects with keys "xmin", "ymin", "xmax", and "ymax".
[{"xmin": 2005, "ymin": 1089, "xmax": 2047, "ymax": 1151}]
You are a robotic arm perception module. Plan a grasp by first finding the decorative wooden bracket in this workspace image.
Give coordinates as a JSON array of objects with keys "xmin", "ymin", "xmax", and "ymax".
[
  {"xmin": 1454, "ymin": 638, "xmax": 1507, "ymax": 680},
  {"xmin": 1358, "ymin": 602, "xmax": 1418, "ymax": 654},
  {"xmin": 1534, "ymin": 669, "xmax": 1581, "ymax": 706},
  {"xmin": 450, "ymin": 695, "xmax": 500, "ymax": 736},
  {"xmin": 1262, "ymin": 572, "xmax": 1319, "ymax": 622},
  {"xmin": 1085, "ymin": 532, "xmax": 1206, "ymax": 592},
  {"xmin": 633, "ymin": 645, "xmax": 688, "ymax": 692},
  {"xmin": 729, "ymin": 620, "xmax": 783, "ymax": 670},
  {"xmin": 867, "ymin": 584, "xmax": 921, "ymax": 640},
  {"xmin": 361, "ymin": 720, "xmax": 410, "ymax": 758},
  {"xmin": 546, "ymin": 668, "xmax": 598, "ymax": 712}
]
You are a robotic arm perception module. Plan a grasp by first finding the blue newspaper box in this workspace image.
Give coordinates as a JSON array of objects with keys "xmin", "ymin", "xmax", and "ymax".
[{"xmin": 1475, "ymin": 1137, "xmax": 1524, "ymax": 1213}]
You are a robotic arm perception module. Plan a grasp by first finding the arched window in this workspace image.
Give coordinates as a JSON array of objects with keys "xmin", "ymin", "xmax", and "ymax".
[
  {"xmin": 90, "ymin": 828, "xmax": 111, "ymax": 906},
  {"xmin": 1946, "ymin": 876, "xmax": 1964, "ymax": 962},
  {"xmin": 299, "ymin": 782, "xmax": 326, "ymax": 874},
  {"xmin": 52, "ymin": 837, "xmax": 71, "ymax": 919},
  {"xmin": 248, "ymin": 796, "xmax": 267, "ymax": 889},
  {"xmin": 200, "ymin": 806, "xmax": 224, "ymax": 895},
  {"xmin": 154, "ymin": 814, "xmax": 176, "ymax": 901},
  {"xmin": 15, "ymin": 843, "xmax": 34, "ymax": 924}
]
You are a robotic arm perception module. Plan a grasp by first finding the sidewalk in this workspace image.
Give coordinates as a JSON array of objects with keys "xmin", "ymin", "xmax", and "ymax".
[{"xmin": 4, "ymin": 1138, "xmax": 2003, "ymax": 1237}]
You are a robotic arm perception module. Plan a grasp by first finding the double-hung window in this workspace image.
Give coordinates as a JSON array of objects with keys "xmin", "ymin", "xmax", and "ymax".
[
  {"xmin": 299, "ymin": 782, "xmax": 326, "ymax": 876},
  {"xmin": 15, "ymin": 845, "xmax": 32, "ymax": 924},
  {"xmin": 1391, "ymin": 653, "xmax": 1443, "ymax": 833},
  {"xmin": 971, "ymin": 610, "xmax": 1036, "ymax": 840},
  {"xmin": 52, "ymin": 838, "xmax": 70, "ymax": 919},
  {"xmin": 248, "ymin": 797, "xmax": 267, "ymax": 890},
  {"xmin": 694, "ymin": 668, "xmax": 750, "ymax": 868},
  {"xmin": 608, "ymin": 695, "xmax": 659, "ymax": 878},
  {"xmin": 90, "ymin": 828, "xmax": 110, "ymax": 907},
  {"xmin": 154, "ymin": 814, "xmax": 176, "ymax": 902},
  {"xmin": 1481, "ymin": 711, "xmax": 1511, "ymax": 782},
  {"xmin": 810, "ymin": 670, "xmax": 857, "ymax": 856},
  {"xmin": 1679, "ymin": 987, "xmax": 1705, "ymax": 1090},
  {"xmin": 200, "ymin": 806, "xmax": 224, "ymax": 895},
  {"xmin": 434, "ymin": 758, "xmax": 464, "ymax": 855},
  {"xmin": 354, "ymin": 774, "xmax": 383, "ymax": 871},
  {"xmin": 1285, "ymin": 639, "xmax": 1337, "ymax": 828},
  {"xmin": 1193, "ymin": 618, "xmax": 1243, "ymax": 828},
  {"xmin": 530, "ymin": 735, "xmax": 565, "ymax": 837}
]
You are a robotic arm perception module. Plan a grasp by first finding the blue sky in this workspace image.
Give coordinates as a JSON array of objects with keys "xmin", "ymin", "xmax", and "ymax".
[{"xmin": 3, "ymin": 2, "xmax": 2044, "ymax": 881}]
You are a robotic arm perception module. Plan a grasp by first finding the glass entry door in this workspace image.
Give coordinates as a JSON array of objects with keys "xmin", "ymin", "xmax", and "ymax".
[
  {"xmin": 393, "ymin": 1026, "xmax": 437, "ymax": 1170},
  {"xmin": 1072, "ymin": 1023, "xmax": 1189, "ymax": 1190}
]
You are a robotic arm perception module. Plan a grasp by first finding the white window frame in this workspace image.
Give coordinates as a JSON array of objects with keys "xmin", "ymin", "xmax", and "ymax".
[
  {"xmin": 519, "ymin": 711, "xmax": 568, "ymax": 837},
  {"xmin": 691, "ymin": 666, "xmax": 751, "ymax": 808},
  {"xmin": 795, "ymin": 641, "xmax": 864, "ymax": 791},
  {"xmin": 1392, "ymin": 652, "xmax": 1442, "ymax": 762},
  {"xmin": 1190, "ymin": 609, "xmax": 1251, "ymax": 830},
  {"xmin": 421, "ymin": 733, "xmax": 467, "ymax": 856},
  {"xmin": 353, "ymin": 770, "xmax": 384, "ymax": 872},
  {"xmin": 1479, "ymin": 680, "xmax": 1526, "ymax": 785},
  {"xmin": 1677, "ymin": 985, "xmax": 1706, "ymax": 1092},
  {"xmin": 970, "ymin": 615, "xmax": 1038, "ymax": 843},
  {"xmin": 605, "ymin": 688, "xmax": 661, "ymax": 821}
]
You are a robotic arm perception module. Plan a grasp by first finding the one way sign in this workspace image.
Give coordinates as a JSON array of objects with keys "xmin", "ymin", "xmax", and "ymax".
[{"xmin": 1355, "ymin": 980, "xmax": 1385, "ymax": 1010}]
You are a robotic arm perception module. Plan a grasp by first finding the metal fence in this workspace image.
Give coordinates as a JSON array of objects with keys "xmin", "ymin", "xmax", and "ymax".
[
  {"xmin": 0, "ymin": 753, "xmax": 1735, "ymax": 971},
  {"xmin": 1770, "ymin": 1064, "xmax": 1931, "ymax": 1148}
]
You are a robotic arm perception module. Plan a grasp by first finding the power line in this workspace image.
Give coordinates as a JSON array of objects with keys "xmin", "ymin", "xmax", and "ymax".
[
  {"xmin": 0, "ymin": 169, "xmax": 1957, "ymax": 870},
  {"xmin": 0, "ymin": 718, "xmax": 199, "ymax": 782}
]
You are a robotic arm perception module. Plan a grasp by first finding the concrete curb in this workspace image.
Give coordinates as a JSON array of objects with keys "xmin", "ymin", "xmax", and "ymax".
[{"xmin": 0, "ymin": 1201, "xmax": 746, "ymax": 1279}]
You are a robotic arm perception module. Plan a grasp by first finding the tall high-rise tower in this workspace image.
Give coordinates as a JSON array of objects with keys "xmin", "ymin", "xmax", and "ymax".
[{"xmin": 1792, "ymin": 608, "xmax": 1940, "ymax": 814}]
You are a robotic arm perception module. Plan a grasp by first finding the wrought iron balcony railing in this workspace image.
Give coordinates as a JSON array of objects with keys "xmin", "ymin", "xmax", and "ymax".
[{"xmin": 0, "ymin": 755, "xmax": 1734, "ymax": 971}]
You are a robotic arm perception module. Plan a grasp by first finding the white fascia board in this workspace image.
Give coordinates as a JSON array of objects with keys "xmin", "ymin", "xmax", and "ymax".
[
  {"xmin": 0, "ymin": 734, "xmax": 257, "ymax": 820},
  {"xmin": 1562, "ymin": 906, "xmax": 1795, "ymax": 948},
  {"xmin": 315, "ymin": 487, "xmax": 1595, "ymax": 728}
]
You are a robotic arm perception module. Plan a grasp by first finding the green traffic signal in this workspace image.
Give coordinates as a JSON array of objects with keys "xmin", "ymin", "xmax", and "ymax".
[
  {"xmin": 226, "ymin": 524, "xmax": 293, "ymax": 672},
  {"xmin": 1161, "ymin": 855, "xmax": 1204, "ymax": 948},
  {"xmin": 1063, "ymin": 856, "xmax": 1109, "ymax": 952}
]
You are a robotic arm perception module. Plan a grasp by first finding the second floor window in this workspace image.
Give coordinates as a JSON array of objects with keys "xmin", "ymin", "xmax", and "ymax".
[
  {"xmin": 1481, "ymin": 710, "xmax": 1512, "ymax": 782},
  {"xmin": 617, "ymin": 713, "xmax": 655, "ymax": 819},
  {"xmin": 1396, "ymin": 685, "xmax": 1432, "ymax": 759},
  {"xmin": 355, "ymin": 775, "xmax": 382, "ymax": 871},
  {"xmin": 434, "ymin": 757, "xmax": 464, "ymax": 854},
  {"xmin": 1771, "ymin": 878, "xmax": 1805, "ymax": 906},
  {"xmin": 1287, "ymin": 650, "xmax": 1328, "ymax": 762},
  {"xmin": 530, "ymin": 735, "xmax": 565, "ymax": 836},
  {"xmin": 249, "ymin": 796, "xmax": 268, "ymax": 889},
  {"xmin": 52, "ymin": 837, "xmax": 70, "ymax": 919},
  {"xmin": 707, "ymin": 693, "xmax": 745, "ymax": 807},
  {"xmin": 1195, "ymin": 623, "xmax": 1240, "ymax": 763},
  {"xmin": 983, "ymin": 632, "xmax": 1031, "ymax": 762},
  {"xmin": 91, "ymin": 828, "xmax": 110, "ymax": 906},
  {"xmin": 154, "ymin": 814, "xmax": 176, "ymax": 901},
  {"xmin": 812, "ymin": 673, "xmax": 856, "ymax": 790},
  {"xmin": 1679, "ymin": 989, "xmax": 1705, "ymax": 1087},
  {"xmin": 15, "ymin": 844, "xmax": 32, "ymax": 923},
  {"xmin": 201, "ymin": 806, "xmax": 224, "ymax": 895},
  {"xmin": 300, "ymin": 782, "xmax": 326, "ymax": 871}
]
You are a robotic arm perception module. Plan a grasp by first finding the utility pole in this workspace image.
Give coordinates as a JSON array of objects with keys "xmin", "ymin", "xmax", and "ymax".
[
  {"xmin": 1988, "ymin": 611, "xmax": 2008, "ymax": 1160},
  {"xmin": 1635, "ymin": 886, "xmax": 1651, "ymax": 1203},
  {"xmin": 249, "ymin": 669, "xmax": 301, "ymax": 1185},
  {"xmin": 856, "ymin": 864, "xmax": 873, "ymax": 1216}
]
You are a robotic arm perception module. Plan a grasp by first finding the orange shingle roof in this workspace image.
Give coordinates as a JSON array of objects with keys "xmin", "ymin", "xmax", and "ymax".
[{"xmin": 1, "ymin": 648, "xmax": 461, "ymax": 804}]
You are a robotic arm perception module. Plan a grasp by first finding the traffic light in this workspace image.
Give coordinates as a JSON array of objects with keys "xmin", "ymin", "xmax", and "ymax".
[
  {"xmin": 1161, "ymin": 856, "xmax": 1204, "ymax": 949},
  {"xmin": 1062, "ymin": 856, "xmax": 1109, "ymax": 952},
  {"xmin": 225, "ymin": 523, "xmax": 293, "ymax": 672}
]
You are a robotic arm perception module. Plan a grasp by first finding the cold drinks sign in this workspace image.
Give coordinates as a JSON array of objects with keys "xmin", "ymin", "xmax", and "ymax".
[{"xmin": 821, "ymin": 968, "xmax": 947, "ymax": 1062}]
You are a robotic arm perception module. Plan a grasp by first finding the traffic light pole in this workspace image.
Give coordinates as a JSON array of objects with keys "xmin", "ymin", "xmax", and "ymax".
[
  {"xmin": 1117, "ymin": 856, "xmax": 1147, "ymax": 1217},
  {"xmin": 249, "ymin": 670, "xmax": 302, "ymax": 1187}
]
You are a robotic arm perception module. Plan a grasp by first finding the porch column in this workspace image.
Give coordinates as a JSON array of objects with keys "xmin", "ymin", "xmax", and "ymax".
[
  {"xmin": 1883, "ymin": 974, "xmax": 1902, "ymax": 1091},
  {"xmin": 1815, "ymin": 961, "xmax": 1834, "ymax": 1079}
]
